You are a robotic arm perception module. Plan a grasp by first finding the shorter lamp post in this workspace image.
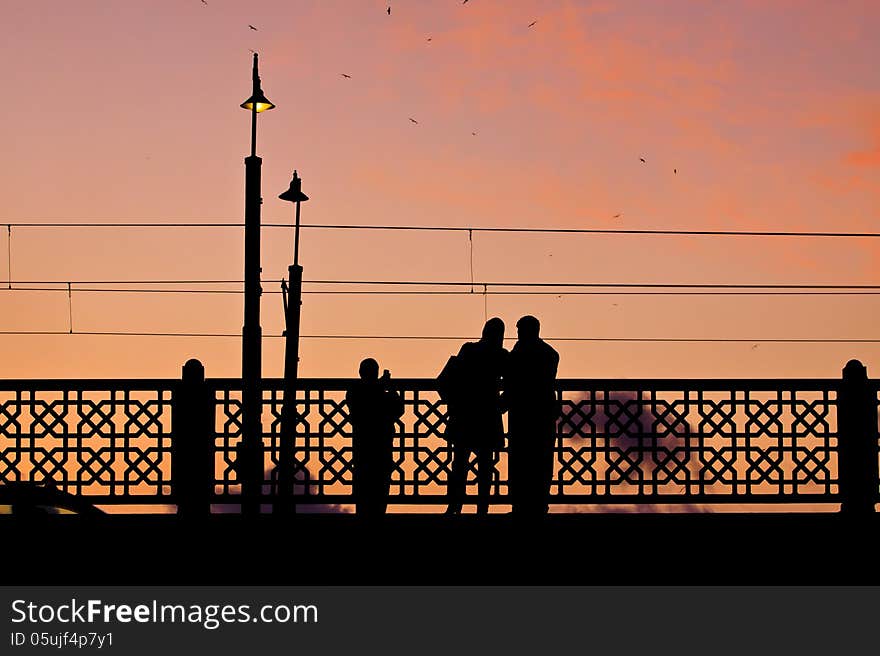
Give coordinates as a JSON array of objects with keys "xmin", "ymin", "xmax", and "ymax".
[{"xmin": 276, "ymin": 171, "xmax": 309, "ymax": 515}]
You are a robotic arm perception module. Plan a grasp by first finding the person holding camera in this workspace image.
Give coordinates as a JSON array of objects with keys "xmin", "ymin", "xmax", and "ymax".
[{"xmin": 345, "ymin": 358, "xmax": 405, "ymax": 517}]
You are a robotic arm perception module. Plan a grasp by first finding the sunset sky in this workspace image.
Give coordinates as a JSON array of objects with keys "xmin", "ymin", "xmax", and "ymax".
[{"xmin": 1, "ymin": 0, "xmax": 878, "ymax": 381}]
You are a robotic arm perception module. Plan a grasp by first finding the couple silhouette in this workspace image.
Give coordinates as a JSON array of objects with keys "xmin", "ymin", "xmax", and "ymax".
[
  {"xmin": 346, "ymin": 316, "xmax": 559, "ymax": 517},
  {"xmin": 440, "ymin": 315, "xmax": 560, "ymax": 516}
]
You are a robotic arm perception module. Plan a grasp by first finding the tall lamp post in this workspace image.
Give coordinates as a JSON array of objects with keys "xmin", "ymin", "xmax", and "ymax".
[
  {"xmin": 239, "ymin": 53, "xmax": 275, "ymax": 516},
  {"xmin": 276, "ymin": 171, "xmax": 309, "ymax": 515}
]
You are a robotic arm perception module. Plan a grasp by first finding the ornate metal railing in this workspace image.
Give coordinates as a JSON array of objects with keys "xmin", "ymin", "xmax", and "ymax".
[
  {"xmin": 0, "ymin": 374, "xmax": 877, "ymax": 510},
  {"xmin": 0, "ymin": 379, "xmax": 175, "ymax": 503}
]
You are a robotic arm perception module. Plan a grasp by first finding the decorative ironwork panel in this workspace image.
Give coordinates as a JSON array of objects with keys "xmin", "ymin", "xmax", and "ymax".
[
  {"xmin": 555, "ymin": 383, "xmax": 839, "ymax": 502},
  {"xmin": 0, "ymin": 381, "xmax": 174, "ymax": 502}
]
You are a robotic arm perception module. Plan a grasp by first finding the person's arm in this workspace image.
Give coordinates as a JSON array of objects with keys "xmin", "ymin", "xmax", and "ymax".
[
  {"xmin": 345, "ymin": 387, "xmax": 359, "ymax": 422},
  {"xmin": 549, "ymin": 348, "xmax": 562, "ymax": 416},
  {"xmin": 389, "ymin": 390, "xmax": 405, "ymax": 420}
]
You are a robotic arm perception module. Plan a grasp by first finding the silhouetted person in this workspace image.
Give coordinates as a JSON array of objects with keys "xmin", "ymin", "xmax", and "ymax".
[
  {"xmin": 441, "ymin": 318, "xmax": 508, "ymax": 515},
  {"xmin": 504, "ymin": 315, "xmax": 560, "ymax": 516},
  {"xmin": 345, "ymin": 358, "xmax": 404, "ymax": 517}
]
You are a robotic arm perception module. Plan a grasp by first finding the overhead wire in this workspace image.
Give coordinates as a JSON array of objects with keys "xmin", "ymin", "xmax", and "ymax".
[
  {"xmin": 3, "ymin": 225, "xmax": 878, "ymax": 342},
  {"xmin": 4, "ymin": 279, "xmax": 880, "ymax": 289},
  {"xmin": 4, "ymin": 221, "xmax": 880, "ymax": 239},
  {"xmin": 0, "ymin": 330, "xmax": 877, "ymax": 344},
  {"xmin": 3, "ymin": 288, "xmax": 880, "ymax": 296}
]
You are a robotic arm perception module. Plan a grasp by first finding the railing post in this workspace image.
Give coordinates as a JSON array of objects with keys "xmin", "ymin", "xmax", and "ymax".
[
  {"xmin": 838, "ymin": 359, "xmax": 878, "ymax": 515},
  {"xmin": 172, "ymin": 359, "xmax": 213, "ymax": 517}
]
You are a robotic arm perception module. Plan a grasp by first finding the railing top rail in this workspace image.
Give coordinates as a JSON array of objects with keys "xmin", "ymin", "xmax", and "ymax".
[
  {"xmin": 0, "ymin": 377, "xmax": 854, "ymax": 391},
  {"xmin": 0, "ymin": 379, "xmax": 178, "ymax": 390},
  {"xmin": 209, "ymin": 377, "xmax": 846, "ymax": 391}
]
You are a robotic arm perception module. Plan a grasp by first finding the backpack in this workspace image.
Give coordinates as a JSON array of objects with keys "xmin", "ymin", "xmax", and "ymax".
[{"xmin": 436, "ymin": 354, "xmax": 460, "ymax": 405}]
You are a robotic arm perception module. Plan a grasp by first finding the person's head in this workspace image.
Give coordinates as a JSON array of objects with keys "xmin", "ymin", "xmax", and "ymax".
[
  {"xmin": 358, "ymin": 358, "xmax": 380, "ymax": 381},
  {"xmin": 516, "ymin": 315, "xmax": 541, "ymax": 341},
  {"xmin": 481, "ymin": 317, "xmax": 505, "ymax": 348}
]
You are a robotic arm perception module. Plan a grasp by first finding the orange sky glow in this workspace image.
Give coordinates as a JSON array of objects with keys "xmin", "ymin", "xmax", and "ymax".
[{"xmin": 1, "ymin": 0, "xmax": 878, "ymax": 381}]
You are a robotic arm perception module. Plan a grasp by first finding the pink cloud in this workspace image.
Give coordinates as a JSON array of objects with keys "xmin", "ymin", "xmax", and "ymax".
[{"xmin": 845, "ymin": 124, "xmax": 880, "ymax": 168}]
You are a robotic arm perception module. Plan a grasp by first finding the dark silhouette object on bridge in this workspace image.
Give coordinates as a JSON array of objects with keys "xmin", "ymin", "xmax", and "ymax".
[
  {"xmin": 504, "ymin": 315, "xmax": 560, "ymax": 516},
  {"xmin": 0, "ymin": 482, "xmax": 103, "ymax": 517},
  {"xmin": 440, "ymin": 318, "xmax": 508, "ymax": 515},
  {"xmin": 839, "ymin": 359, "xmax": 879, "ymax": 515},
  {"xmin": 345, "ymin": 359, "xmax": 404, "ymax": 517},
  {"xmin": 172, "ymin": 359, "xmax": 214, "ymax": 517}
]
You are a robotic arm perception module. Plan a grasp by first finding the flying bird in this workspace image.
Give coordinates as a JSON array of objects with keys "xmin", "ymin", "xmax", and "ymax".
[
  {"xmin": 528, "ymin": 20, "xmax": 537, "ymax": 27},
  {"xmin": 612, "ymin": 213, "xmax": 622, "ymax": 219},
  {"xmin": 639, "ymin": 157, "xmax": 646, "ymax": 163},
  {"xmin": 340, "ymin": 73, "xmax": 351, "ymax": 78},
  {"xmin": 201, "ymin": 0, "xmax": 208, "ymax": 4},
  {"xmin": 427, "ymin": 37, "xmax": 432, "ymax": 42},
  {"xmin": 463, "ymin": 0, "xmax": 469, "ymax": 4},
  {"xmin": 387, "ymin": 6, "xmax": 391, "ymax": 15},
  {"xmin": 674, "ymin": 168, "xmax": 677, "ymax": 174},
  {"xmin": 409, "ymin": 117, "xmax": 419, "ymax": 124},
  {"xmin": 471, "ymin": 131, "xmax": 477, "ymax": 136},
  {"xmin": 248, "ymin": 24, "xmax": 258, "ymax": 30}
]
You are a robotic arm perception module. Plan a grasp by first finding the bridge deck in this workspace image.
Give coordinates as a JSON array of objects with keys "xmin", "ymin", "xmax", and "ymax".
[{"xmin": 2, "ymin": 513, "xmax": 877, "ymax": 585}]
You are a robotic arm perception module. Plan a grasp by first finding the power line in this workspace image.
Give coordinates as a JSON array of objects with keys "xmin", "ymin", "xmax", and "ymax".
[
  {"xmin": 298, "ymin": 281, "xmax": 880, "ymax": 290},
  {"xmin": 5, "ymin": 225, "xmax": 10, "ymax": 290},
  {"xmin": 468, "ymin": 228, "xmax": 475, "ymax": 292},
  {"xmin": 5, "ymin": 279, "xmax": 880, "ymax": 289},
  {"xmin": 0, "ymin": 330, "xmax": 877, "ymax": 343},
  {"xmin": 67, "ymin": 282, "xmax": 73, "ymax": 334},
  {"xmin": 285, "ymin": 224, "xmax": 880, "ymax": 239},
  {"xmin": 5, "ymin": 286, "xmax": 880, "ymax": 297},
  {"xmin": 5, "ymin": 221, "xmax": 880, "ymax": 238},
  {"xmin": 4, "ymin": 279, "xmax": 252, "ymax": 285}
]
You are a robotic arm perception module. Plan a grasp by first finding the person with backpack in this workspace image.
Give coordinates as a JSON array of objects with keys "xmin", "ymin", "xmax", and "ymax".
[{"xmin": 438, "ymin": 318, "xmax": 508, "ymax": 515}]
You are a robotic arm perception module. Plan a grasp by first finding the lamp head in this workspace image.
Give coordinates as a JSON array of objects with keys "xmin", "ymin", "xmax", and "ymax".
[
  {"xmin": 240, "ymin": 89, "xmax": 275, "ymax": 112},
  {"xmin": 240, "ymin": 52, "xmax": 275, "ymax": 112},
  {"xmin": 279, "ymin": 170, "xmax": 309, "ymax": 203}
]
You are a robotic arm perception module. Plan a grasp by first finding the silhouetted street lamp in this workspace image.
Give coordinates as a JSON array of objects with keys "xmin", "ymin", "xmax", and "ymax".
[
  {"xmin": 276, "ymin": 171, "xmax": 309, "ymax": 515},
  {"xmin": 239, "ymin": 53, "xmax": 274, "ymax": 516},
  {"xmin": 240, "ymin": 55, "xmax": 275, "ymax": 157}
]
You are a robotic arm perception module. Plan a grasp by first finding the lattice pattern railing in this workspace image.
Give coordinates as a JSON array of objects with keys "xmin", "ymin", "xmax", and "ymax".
[
  {"xmin": 0, "ymin": 377, "xmax": 857, "ymax": 508},
  {"xmin": 0, "ymin": 380, "xmax": 174, "ymax": 502},
  {"xmin": 553, "ymin": 383, "xmax": 838, "ymax": 503}
]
